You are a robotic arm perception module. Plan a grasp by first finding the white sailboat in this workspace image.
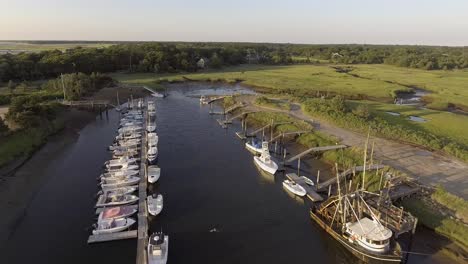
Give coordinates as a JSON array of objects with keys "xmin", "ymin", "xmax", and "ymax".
[
  {"xmin": 148, "ymin": 232, "xmax": 169, "ymax": 264},
  {"xmin": 282, "ymin": 180, "xmax": 307, "ymax": 196},
  {"xmin": 253, "ymin": 142, "xmax": 278, "ymax": 174}
]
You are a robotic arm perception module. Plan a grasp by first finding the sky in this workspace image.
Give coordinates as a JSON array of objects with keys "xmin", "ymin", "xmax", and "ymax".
[{"xmin": 1, "ymin": 0, "xmax": 467, "ymax": 46}]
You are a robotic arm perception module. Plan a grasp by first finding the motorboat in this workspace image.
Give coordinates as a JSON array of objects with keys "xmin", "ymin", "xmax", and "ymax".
[
  {"xmin": 104, "ymin": 157, "xmax": 139, "ymax": 167},
  {"xmin": 245, "ymin": 138, "xmax": 263, "ymax": 154},
  {"xmin": 282, "ymin": 179, "xmax": 307, "ymax": 197},
  {"xmin": 301, "ymin": 176, "xmax": 315, "ymax": 186},
  {"xmin": 113, "ymin": 150, "xmax": 139, "ymax": 158},
  {"xmin": 148, "ymin": 166, "xmax": 161, "ymax": 184},
  {"xmin": 147, "ymin": 133, "xmax": 159, "ymax": 147},
  {"xmin": 98, "ymin": 206, "xmax": 138, "ymax": 222},
  {"xmin": 118, "ymin": 127, "xmax": 143, "ymax": 134},
  {"xmin": 95, "ymin": 194, "xmax": 139, "ymax": 207},
  {"xmin": 100, "ymin": 169, "xmax": 139, "ymax": 179},
  {"xmin": 147, "ymin": 146, "xmax": 158, "ymax": 164},
  {"xmin": 115, "ymin": 133, "xmax": 141, "ymax": 141},
  {"xmin": 147, "ymin": 123, "xmax": 156, "ymax": 133},
  {"xmin": 147, "ymin": 194, "xmax": 163, "ymax": 216},
  {"xmin": 101, "ymin": 176, "xmax": 140, "ymax": 189},
  {"xmin": 147, "ymin": 232, "xmax": 169, "ymax": 264},
  {"xmin": 106, "ymin": 162, "xmax": 139, "ymax": 171},
  {"xmin": 200, "ymin": 95, "xmax": 208, "ymax": 104},
  {"xmin": 253, "ymin": 142, "xmax": 278, "ymax": 174},
  {"xmin": 151, "ymin": 92, "xmax": 164, "ymax": 98},
  {"xmin": 92, "ymin": 218, "xmax": 136, "ymax": 235},
  {"xmin": 97, "ymin": 185, "xmax": 138, "ymax": 196}
]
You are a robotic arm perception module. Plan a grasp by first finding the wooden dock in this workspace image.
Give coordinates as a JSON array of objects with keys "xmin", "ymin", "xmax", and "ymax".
[
  {"xmin": 286, "ymin": 173, "xmax": 324, "ymax": 202},
  {"xmin": 136, "ymin": 109, "xmax": 149, "ymax": 264},
  {"xmin": 285, "ymin": 145, "xmax": 348, "ymax": 163},
  {"xmin": 88, "ymin": 230, "xmax": 138, "ymax": 243}
]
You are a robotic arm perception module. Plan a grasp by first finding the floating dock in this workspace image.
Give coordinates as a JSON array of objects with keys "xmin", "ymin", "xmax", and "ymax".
[
  {"xmin": 88, "ymin": 230, "xmax": 138, "ymax": 243},
  {"xmin": 286, "ymin": 173, "xmax": 323, "ymax": 202}
]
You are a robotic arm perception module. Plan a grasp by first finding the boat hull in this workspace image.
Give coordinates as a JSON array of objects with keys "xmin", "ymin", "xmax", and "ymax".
[
  {"xmin": 282, "ymin": 181, "xmax": 307, "ymax": 196},
  {"xmin": 245, "ymin": 142, "xmax": 262, "ymax": 154}
]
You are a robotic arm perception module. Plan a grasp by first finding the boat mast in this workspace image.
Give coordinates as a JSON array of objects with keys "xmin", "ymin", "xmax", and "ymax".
[{"xmin": 361, "ymin": 129, "xmax": 370, "ymax": 191}]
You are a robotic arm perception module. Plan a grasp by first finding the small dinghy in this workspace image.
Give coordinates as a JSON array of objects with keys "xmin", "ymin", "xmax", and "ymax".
[
  {"xmin": 151, "ymin": 92, "xmax": 165, "ymax": 98},
  {"xmin": 101, "ymin": 176, "xmax": 140, "ymax": 189},
  {"xmin": 301, "ymin": 176, "xmax": 315, "ymax": 186},
  {"xmin": 98, "ymin": 206, "xmax": 138, "ymax": 222},
  {"xmin": 148, "ymin": 166, "xmax": 161, "ymax": 184},
  {"xmin": 147, "ymin": 146, "xmax": 158, "ymax": 164},
  {"xmin": 92, "ymin": 217, "xmax": 136, "ymax": 235},
  {"xmin": 282, "ymin": 180, "xmax": 306, "ymax": 197},
  {"xmin": 253, "ymin": 142, "xmax": 278, "ymax": 174},
  {"xmin": 147, "ymin": 194, "xmax": 163, "ymax": 216},
  {"xmin": 100, "ymin": 169, "xmax": 139, "ymax": 179},
  {"xmin": 245, "ymin": 138, "xmax": 263, "ymax": 154},
  {"xmin": 95, "ymin": 194, "xmax": 139, "ymax": 207},
  {"xmin": 97, "ymin": 185, "xmax": 138, "ymax": 196},
  {"xmin": 148, "ymin": 231, "xmax": 169, "ymax": 264}
]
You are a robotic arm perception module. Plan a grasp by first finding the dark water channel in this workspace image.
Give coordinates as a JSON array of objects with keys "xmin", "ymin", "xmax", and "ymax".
[{"xmin": 2, "ymin": 84, "xmax": 443, "ymax": 264}]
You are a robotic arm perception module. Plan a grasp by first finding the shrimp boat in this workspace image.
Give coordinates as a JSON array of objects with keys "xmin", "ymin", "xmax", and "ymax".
[
  {"xmin": 148, "ymin": 232, "xmax": 169, "ymax": 264},
  {"xmin": 309, "ymin": 190, "xmax": 408, "ymax": 263},
  {"xmin": 253, "ymin": 142, "xmax": 278, "ymax": 174},
  {"xmin": 282, "ymin": 180, "xmax": 307, "ymax": 196},
  {"xmin": 95, "ymin": 194, "xmax": 139, "ymax": 207},
  {"xmin": 98, "ymin": 206, "xmax": 138, "ymax": 222},
  {"xmin": 147, "ymin": 194, "xmax": 163, "ymax": 216},
  {"xmin": 245, "ymin": 138, "xmax": 263, "ymax": 154},
  {"xmin": 92, "ymin": 218, "xmax": 136, "ymax": 235},
  {"xmin": 148, "ymin": 165, "xmax": 161, "ymax": 184}
]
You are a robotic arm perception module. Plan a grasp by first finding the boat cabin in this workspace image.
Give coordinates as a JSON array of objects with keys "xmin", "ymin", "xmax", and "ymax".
[
  {"xmin": 345, "ymin": 217, "xmax": 392, "ymax": 253},
  {"xmin": 149, "ymin": 233, "xmax": 165, "ymax": 256}
]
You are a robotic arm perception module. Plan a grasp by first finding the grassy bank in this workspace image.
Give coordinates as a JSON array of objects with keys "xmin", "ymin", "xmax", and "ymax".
[
  {"xmin": 0, "ymin": 119, "xmax": 64, "ymax": 168},
  {"xmin": 402, "ymin": 198, "xmax": 468, "ymax": 251},
  {"xmin": 254, "ymin": 96, "xmax": 291, "ymax": 110}
]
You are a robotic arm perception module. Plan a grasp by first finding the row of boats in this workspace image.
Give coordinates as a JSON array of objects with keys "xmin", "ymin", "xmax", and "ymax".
[{"xmin": 91, "ymin": 99, "xmax": 168, "ymax": 264}]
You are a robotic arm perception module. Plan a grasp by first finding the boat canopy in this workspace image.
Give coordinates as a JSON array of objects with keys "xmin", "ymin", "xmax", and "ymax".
[{"xmin": 347, "ymin": 217, "xmax": 392, "ymax": 242}]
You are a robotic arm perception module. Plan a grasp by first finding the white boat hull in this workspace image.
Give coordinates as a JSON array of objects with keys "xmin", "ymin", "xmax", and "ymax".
[
  {"xmin": 282, "ymin": 180, "xmax": 307, "ymax": 197},
  {"xmin": 245, "ymin": 142, "xmax": 263, "ymax": 154}
]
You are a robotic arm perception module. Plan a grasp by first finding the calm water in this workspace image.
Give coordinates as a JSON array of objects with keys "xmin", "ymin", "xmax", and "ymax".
[{"xmin": 3, "ymin": 84, "xmax": 437, "ymax": 264}]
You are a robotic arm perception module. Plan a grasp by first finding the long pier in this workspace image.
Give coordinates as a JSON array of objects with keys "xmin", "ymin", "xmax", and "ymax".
[{"xmin": 136, "ymin": 108, "xmax": 149, "ymax": 264}]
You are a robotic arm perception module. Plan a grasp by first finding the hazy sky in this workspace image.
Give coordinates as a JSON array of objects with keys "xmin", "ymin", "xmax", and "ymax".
[{"xmin": 1, "ymin": 0, "xmax": 467, "ymax": 46}]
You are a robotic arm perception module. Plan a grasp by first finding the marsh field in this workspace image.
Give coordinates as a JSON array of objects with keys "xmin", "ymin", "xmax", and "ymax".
[{"xmin": 111, "ymin": 64, "xmax": 468, "ymax": 158}]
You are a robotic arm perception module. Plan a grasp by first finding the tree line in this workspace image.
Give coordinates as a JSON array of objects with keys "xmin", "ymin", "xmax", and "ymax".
[{"xmin": 1, "ymin": 42, "xmax": 467, "ymax": 82}]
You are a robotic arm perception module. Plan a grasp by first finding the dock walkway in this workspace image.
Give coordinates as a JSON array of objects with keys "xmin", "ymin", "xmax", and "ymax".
[{"xmin": 136, "ymin": 108, "xmax": 148, "ymax": 264}]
